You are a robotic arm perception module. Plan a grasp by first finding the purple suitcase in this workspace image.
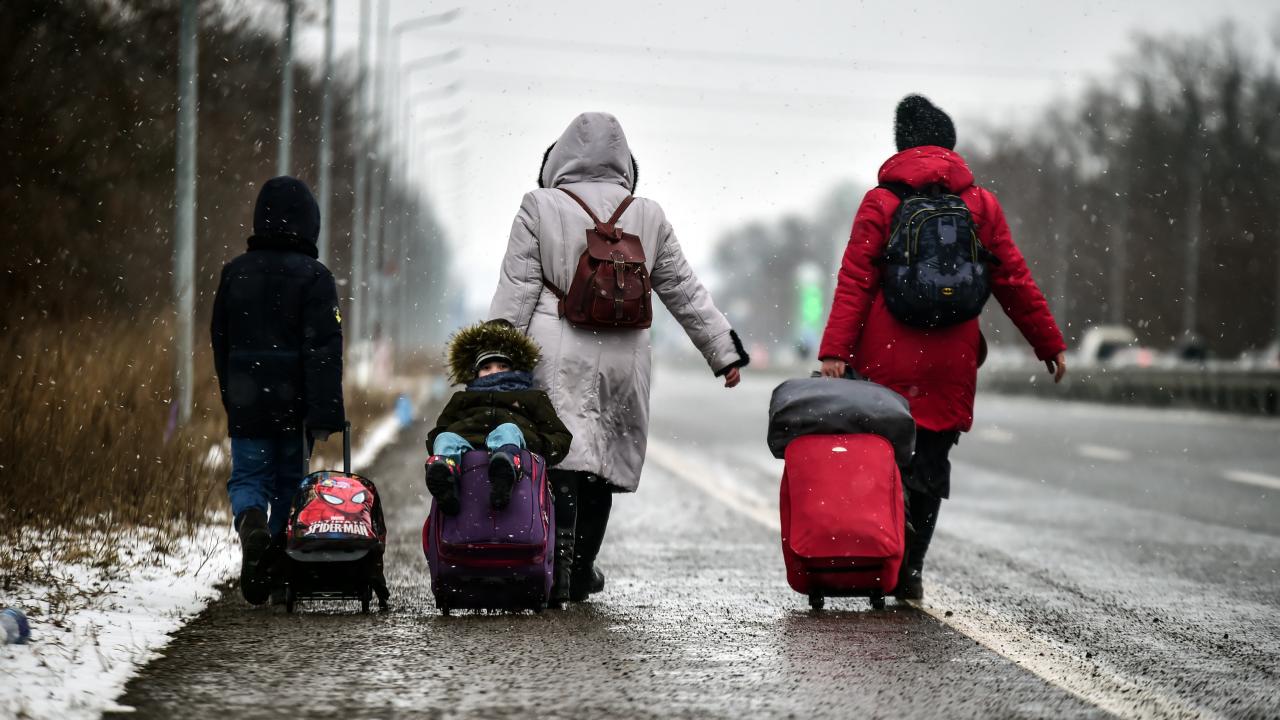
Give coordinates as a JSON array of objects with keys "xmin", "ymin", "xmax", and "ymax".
[{"xmin": 422, "ymin": 449, "xmax": 554, "ymax": 614}]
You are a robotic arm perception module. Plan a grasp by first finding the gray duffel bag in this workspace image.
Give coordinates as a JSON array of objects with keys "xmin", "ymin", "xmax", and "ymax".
[{"xmin": 767, "ymin": 372, "xmax": 916, "ymax": 467}]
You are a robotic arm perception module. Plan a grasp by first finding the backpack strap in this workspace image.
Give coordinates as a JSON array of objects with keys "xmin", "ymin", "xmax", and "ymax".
[
  {"xmin": 876, "ymin": 181, "xmax": 913, "ymax": 200},
  {"xmin": 558, "ymin": 188, "xmax": 602, "ymax": 224},
  {"xmin": 542, "ymin": 275, "xmax": 567, "ymax": 319},
  {"xmin": 559, "ymin": 188, "xmax": 635, "ymax": 237},
  {"xmin": 605, "ymin": 195, "xmax": 635, "ymax": 226}
]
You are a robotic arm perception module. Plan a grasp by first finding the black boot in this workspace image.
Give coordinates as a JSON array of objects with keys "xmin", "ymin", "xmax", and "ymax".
[
  {"xmin": 569, "ymin": 476, "xmax": 613, "ymax": 602},
  {"xmin": 550, "ymin": 526, "xmax": 575, "ymax": 608},
  {"xmin": 488, "ymin": 445, "xmax": 522, "ymax": 510},
  {"xmin": 896, "ymin": 488, "xmax": 941, "ymax": 601},
  {"xmin": 236, "ymin": 508, "xmax": 272, "ymax": 606},
  {"xmin": 369, "ymin": 550, "xmax": 391, "ymax": 610},
  {"xmin": 549, "ymin": 470, "xmax": 579, "ymax": 608},
  {"xmin": 424, "ymin": 455, "xmax": 461, "ymax": 515}
]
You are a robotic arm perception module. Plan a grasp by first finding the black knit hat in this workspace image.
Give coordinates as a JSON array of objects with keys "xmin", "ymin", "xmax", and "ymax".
[{"xmin": 894, "ymin": 94, "xmax": 956, "ymax": 151}]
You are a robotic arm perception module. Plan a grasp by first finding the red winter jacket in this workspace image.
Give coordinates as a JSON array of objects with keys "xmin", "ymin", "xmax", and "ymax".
[{"xmin": 818, "ymin": 147, "xmax": 1066, "ymax": 433}]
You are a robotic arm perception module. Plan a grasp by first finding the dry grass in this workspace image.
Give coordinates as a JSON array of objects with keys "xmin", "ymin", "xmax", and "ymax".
[
  {"xmin": 0, "ymin": 319, "xmax": 425, "ymax": 593},
  {"xmin": 1, "ymin": 319, "xmax": 224, "ymax": 533}
]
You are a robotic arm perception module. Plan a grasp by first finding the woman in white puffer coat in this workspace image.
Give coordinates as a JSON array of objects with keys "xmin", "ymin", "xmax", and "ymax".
[{"xmin": 489, "ymin": 112, "xmax": 748, "ymax": 604}]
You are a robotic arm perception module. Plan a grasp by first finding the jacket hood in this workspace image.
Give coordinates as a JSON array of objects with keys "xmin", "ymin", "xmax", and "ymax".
[
  {"xmin": 252, "ymin": 176, "xmax": 320, "ymax": 246},
  {"xmin": 538, "ymin": 112, "xmax": 637, "ymax": 191},
  {"xmin": 878, "ymin": 146, "xmax": 975, "ymax": 194},
  {"xmin": 446, "ymin": 320, "xmax": 542, "ymax": 384}
]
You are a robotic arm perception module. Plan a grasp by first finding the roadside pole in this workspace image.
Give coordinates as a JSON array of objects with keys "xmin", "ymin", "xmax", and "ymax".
[
  {"xmin": 173, "ymin": 0, "xmax": 198, "ymax": 426},
  {"xmin": 366, "ymin": 0, "xmax": 390, "ymax": 350},
  {"xmin": 351, "ymin": 0, "xmax": 370, "ymax": 351},
  {"xmin": 315, "ymin": 0, "xmax": 335, "ymax": 263},
  {"xmin": 1109, "ymin": 163, "xmax": 1128, "ymax": 326},
  {"xmin": 1181, "ymin": 108, "xmax": 1203, "ymax": 339},
  {"xmin": 276, "ymin": 0, "xmax": 295, "ymax": 176}
]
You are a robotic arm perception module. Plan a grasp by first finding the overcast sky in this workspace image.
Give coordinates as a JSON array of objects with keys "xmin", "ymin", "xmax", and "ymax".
[{"xmin": 292, "ymin": 0, "xmax": 1277, "ymax": 311}]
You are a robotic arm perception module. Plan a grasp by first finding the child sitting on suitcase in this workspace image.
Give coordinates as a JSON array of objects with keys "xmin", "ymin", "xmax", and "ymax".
[{"xmin": 425, "ymin": 319, "xmax": 572, "ymax": 515}]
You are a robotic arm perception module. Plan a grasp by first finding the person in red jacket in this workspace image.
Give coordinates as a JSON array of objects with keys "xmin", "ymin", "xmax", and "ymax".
[{"xmin": 819, "ymin": 94, "xmax": 1067, "ymax": 600}]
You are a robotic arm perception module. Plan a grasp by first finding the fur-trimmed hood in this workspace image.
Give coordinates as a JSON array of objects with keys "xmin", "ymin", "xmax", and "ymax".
[
  {"xmin": 446, "ymin": 320, "xmax": 542, "ymax": 384},
  {"xmin": 538, "ymin": 112, "xmax": 638, "ymax": 191}
]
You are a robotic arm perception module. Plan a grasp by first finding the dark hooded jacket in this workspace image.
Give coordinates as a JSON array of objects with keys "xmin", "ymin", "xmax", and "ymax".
[{"xmin": 211, "ymin": 177, "xmax": 345, "ymax": 438}]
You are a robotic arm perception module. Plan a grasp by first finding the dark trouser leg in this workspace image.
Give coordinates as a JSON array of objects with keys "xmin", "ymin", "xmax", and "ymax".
[
  {"xmin": 904, "ymin": 488, "xmax": 942, "ymax": 572},
  {"xmin": 549, "ymin": 469, "xmax": 580, "ymax": 605},
  {"xmin": 902, "ymin": 429, "xmax": 958, "ymax": 573},
  {"xmin": 570, "ymin": 476, "xmax": 613, "ymax": 599}
]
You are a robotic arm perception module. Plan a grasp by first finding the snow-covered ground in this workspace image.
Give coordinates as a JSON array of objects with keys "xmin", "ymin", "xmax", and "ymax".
[
  {"xmin": 1, "ymin": 524, "xmax": 239, "ymax": 718},
  {"xmin": 0, "ymin": 391, "xmax": 426, "ymax": 720}
]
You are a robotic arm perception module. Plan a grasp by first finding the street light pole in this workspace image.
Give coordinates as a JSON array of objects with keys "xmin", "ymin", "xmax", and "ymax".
[
  {"xmin": 1182, "ymin": 121, "xmax": 1203, "ymax": 339},
  {"xmin": 1109, "ymin": 161, "xmax": 1129, "ymax": 326},
  {"xmin": 366, "ymin": 0, "xmax": 389, "ymax": 346},
  {"xmin": 316, "ymin": 0, "xmax": 335, "ymax": 264},
  {"xmin": 351, "ymin": 0, "xmax": 370, "ymax": 350},
  {"xmin": 276, "ymin": 0, "xmax": 296, "ymax": 176},
  {"xmin": 173, "ymin": 0, "xmax": 198, "ymax": 426}
]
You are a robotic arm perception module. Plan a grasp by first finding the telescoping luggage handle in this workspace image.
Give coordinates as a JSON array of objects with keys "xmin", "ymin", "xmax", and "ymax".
[
  {"xmin": 811, "ymin": 366, "xmax": 866, "ymax": 381},
  {"xmin": 342, "ymin": 421, "xmax": 352, "ymax": 474},
  {"xmin": 304, "ymin": 421, "xmax": 352, "ymax": 474}
]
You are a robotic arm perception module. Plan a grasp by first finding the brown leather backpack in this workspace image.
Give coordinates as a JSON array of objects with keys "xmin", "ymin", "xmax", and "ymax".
[{"xmin": 543, "ymin": 188, "xmax": 653, "ymax": 330}]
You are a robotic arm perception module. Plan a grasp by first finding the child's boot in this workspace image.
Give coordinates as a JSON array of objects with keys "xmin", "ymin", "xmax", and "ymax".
[
  {"xmin": 487, "ymin": 445, "xmax": 522, "ymax": 509},
  {"xmin": 424, "ymin": 455, "xmax": 461, "ymax": 515}
]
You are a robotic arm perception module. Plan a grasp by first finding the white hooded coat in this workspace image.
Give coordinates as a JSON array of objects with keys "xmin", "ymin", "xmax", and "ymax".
[{"xmin": 489, "ymin": 113, "xmax": 746, "ymax": 491}]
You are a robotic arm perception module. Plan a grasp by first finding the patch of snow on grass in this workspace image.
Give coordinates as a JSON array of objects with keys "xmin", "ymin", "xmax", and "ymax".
[{"xmin": 1, "ymin": 523, "xmax": 238, "ymax": 719}]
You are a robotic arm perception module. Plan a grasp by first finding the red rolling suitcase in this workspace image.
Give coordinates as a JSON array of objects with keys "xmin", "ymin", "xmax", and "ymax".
[{"xmin": 780, "ymin": 433, "xmax": 905, "ymax": 610}]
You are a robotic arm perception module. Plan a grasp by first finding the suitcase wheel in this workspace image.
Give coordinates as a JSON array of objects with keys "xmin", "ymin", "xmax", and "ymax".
[
  {"xmin": 808, "ymin": 593, "xmax": 825, "ymax": 611},
  {"xmin": 439, "ymin": 605, "xmax": 451, "ymax": 617},
  {"xmin": 870, "ymin": 593, "xmax": 885, "ymax": 610}
]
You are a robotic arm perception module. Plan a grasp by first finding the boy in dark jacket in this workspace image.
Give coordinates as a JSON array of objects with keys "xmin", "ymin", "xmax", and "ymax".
[
  {"xmin": 211, "ymin": 176, "xmax": 345, "ymax": 605},
  {"xmin": 425, "ymin": 320, "xmax": 571, "ymax": 515}
]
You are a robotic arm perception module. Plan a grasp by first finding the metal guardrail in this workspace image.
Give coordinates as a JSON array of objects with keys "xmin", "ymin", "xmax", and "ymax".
[{"xmin": 979, "ymin": 365, "xmax": 1280, "ymax": 416}]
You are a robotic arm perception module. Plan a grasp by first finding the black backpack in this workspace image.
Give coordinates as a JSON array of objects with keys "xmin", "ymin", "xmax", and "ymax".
[{"xmin": 878, "ymin": 182, "xmax": 999, "ymax": 328}]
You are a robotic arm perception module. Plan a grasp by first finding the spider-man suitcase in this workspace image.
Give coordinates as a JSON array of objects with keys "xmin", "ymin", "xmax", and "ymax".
[{"xmin": 283, "ymin": 422, "xmax": 389, "ymax": 613}]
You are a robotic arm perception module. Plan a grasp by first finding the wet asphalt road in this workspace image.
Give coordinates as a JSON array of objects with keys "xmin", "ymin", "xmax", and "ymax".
[{"xmin": 108, "ymin": 366, "xmax": 1279, "ymax": 719}]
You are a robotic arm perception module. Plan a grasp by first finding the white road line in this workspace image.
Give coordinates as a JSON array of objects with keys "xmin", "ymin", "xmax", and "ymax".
[
  {"xmin": 647, "ymin": 441, "xmax": 779, "ymax": 531},
  {"xmin": 910, "ymin": 587, "xmax": 1210, "ymax": 720},
  {"xmin": 646, "ymin": 438, "xmax": 1216, "ymax": 720},
  {"xmin": 1077, "ymin": 443, "xmax": 1133, "ymax": 462},
  {"xmin": 1222, "ymin": 469, "xmax": 1280, "ymax": 491}
]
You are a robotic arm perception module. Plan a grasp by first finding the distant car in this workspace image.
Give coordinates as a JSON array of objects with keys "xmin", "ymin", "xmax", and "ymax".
[
  {"xmin": 1238, "ymin": 340, "xmax": 1280, "ymax": 370},
  {"xmin": 1170, "ymin": 334, "xmax": 1209, "ymax": 364},
  {"xmin": 1108, "ymin": 346, "xmax": 1162, "ymax": 369},
  {"xmin": 1077, "ymin": 325, "xmax": 1138, "ymax": 366}
]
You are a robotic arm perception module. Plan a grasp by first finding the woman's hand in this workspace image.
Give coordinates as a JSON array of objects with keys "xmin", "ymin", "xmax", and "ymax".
[
  {"xmin": 723, "ymin": 367, "xmax": 741, "ymax": 388},
  {"xmin": 820, "ymin": 358, "xmax": 847, "ymax": 378},
  {"xmin": 1045, "ymin": 352, "xmax": 1067, "ymax": 383}
]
